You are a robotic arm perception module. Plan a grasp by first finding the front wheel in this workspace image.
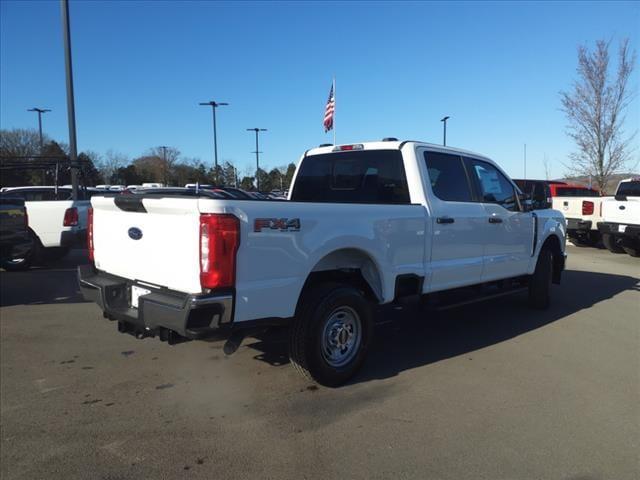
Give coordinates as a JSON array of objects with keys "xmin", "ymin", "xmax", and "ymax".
[
  {"xmin": 528, "ymin": 248, "xmax": 553, "ymax": 309},
  {"xmin": 289, "ymin": 283, "xmax": 374, "ymax": 387}
]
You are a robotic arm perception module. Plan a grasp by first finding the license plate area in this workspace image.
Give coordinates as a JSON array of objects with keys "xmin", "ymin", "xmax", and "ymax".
[
  {"xmin": 131, "ymin": 285, "xmax": 151, "ymax": 308},
  {"xmin": 618, "ymin": 224, "xmax": 627, "ymax": 233}
]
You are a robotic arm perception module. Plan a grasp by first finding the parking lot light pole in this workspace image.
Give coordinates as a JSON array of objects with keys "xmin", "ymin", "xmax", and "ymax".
[
  {"xmin": 61, "ymin": 0, "xmax": 79, "ymax": 200},
  {"xmin": 199, "ymin": 101, "xmax": 228, "ymax": 184},
  {"xmin": 27, "ymin": 108, "xmax": 52, "ymax": 151},
  {"xmin": 247, "ymin": 128, "xmax": 267, "ymax": 191},
  {"xmin": 159, "ymin": 146, "xmax": 168, "ymax": 186},
  {"xmin": 440, "ymin": 116, "xmax": 450, "ymax": 146}
]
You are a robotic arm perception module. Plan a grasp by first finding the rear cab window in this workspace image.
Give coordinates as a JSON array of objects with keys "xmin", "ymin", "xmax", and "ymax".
[
  {"xmin": 554, "ymin": 187, "xmax": 600, "ymax": 197},
  {"xmin": 616, "ymin": 180, "xmax": 640, "ymax": 197},
  {"xmin": 290, "ymin": 149, "xmax": 410, "ymax": 204}
]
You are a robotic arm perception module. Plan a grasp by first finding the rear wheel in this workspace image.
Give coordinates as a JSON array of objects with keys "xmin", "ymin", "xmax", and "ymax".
[
  {"xmin": 621, "ymin": 238, "xmax": 640, "ymax": 257},
  {"xmin": 1, "ymin": 230, "xmax": 38, "ymax": 272},
  {"xmin": 569, "ymin": 232, "xmax": 598, "ymax": 247},
  {"xmin": 602, "ymin": 233, "xmax": 625, "ymax": 253},
  {"xmin": 289, "ymin": 283, "xmax": 374, "ymax": 387},
  {"xmin": 528, "ymin": 248, "xmax": 553, "ymax": 309}
]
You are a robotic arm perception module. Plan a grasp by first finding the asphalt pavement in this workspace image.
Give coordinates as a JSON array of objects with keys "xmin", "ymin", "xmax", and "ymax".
[{"xmin": 1, "ymin": 246, "xmax": 638, "ymax": 480}]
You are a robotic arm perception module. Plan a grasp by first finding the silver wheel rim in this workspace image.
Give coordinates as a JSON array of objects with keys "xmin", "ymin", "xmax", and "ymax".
[
  {"xmin": 321, "ymin": 306, "xmax": 362, "ymax": 368},
  {"xmin": 5, "ymin": 257, "xmax": 26, "ymax": 265}
]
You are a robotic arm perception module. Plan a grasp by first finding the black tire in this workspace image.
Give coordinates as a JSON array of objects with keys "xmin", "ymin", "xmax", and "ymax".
[
  {"xmin": 622, "ymin": 246, "xmax": 640, "ymax": 257},
  {"xmin": 569, "ymin": 232, "xmax": 598, "ymax": 247},
  {"xmin": 528, "ymin": 247, "xmax": 553, "ymax": 310},
  {"xmin": 602, "ymin": 233, "xmax": 625, "ymax": 253},
  {"xmin": 620, "ymin": 238, "xmax": 640, "ymax": 257},
  {"xmin": 1, "ymin": 230, "xmax": 38, "ymax": 272},
  {"xmin": 289, "ymin": 282, "xmax": 374, "ymax": 387}
]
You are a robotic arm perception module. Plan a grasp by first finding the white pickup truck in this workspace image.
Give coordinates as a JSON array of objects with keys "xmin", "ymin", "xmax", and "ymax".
[
  {"xmin": 598, "ymin": 177, "xmax": 640, "ymax": 257},
  {"xmin": 0, "ymin": 186, "xmax": 91, "ymax": 269},
  {"xmin": 79, "ymin": 141, "xmax": 566, "ymax": 386}
]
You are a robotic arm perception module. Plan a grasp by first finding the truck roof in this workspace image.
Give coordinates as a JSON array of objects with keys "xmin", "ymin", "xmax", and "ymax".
[{"xmin": 305, "ymin": 140, "xmax": 493, "ymax": 162}]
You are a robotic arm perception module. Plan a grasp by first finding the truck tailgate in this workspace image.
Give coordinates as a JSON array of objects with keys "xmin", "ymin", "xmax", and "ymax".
[
  {"xmin": 91, "ymin": 196, "xmax": 202, "ymax": 293},
  {"xmin": 602, "ymin": 198, "xmax": 640, "ymax": 225}
]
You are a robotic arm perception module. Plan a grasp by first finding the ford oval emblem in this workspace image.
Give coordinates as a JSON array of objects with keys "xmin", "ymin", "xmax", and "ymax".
[{"xmin": 128, "ymin": 227, "xmax": 143, "ymax": 240}]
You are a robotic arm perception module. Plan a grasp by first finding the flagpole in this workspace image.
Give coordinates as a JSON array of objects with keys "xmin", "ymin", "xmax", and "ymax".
[{"xmin": 333, "ymin": 76, "xmax": 336, "ymax": 146}]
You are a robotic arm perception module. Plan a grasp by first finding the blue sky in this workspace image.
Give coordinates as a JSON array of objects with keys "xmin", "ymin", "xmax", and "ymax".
[{"xmin": 1, "ymin": 0, "xmax": 639, "ymax": 179}]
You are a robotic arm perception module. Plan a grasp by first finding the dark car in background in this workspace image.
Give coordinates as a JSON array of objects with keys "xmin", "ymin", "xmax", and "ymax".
[{"xmin": 0, "ymin": 197, "xmax": 34, "ymax": 270}]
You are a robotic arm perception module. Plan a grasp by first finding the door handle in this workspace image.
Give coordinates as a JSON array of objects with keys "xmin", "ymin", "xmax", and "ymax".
[
  {"xmin": 436, "ymin": 217, "xmax": 455, "ymax": 224},
  {"xmin": 488, "ymin": 217, "xmax": 503, "ymax": 224}
]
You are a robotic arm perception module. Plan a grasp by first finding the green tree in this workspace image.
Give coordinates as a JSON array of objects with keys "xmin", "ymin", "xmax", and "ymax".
[
  {"xmin": 222, "ymin": 161, "xmax": 237, "ymax": 186},
  {"xmin": 284, "ymin": 163, "xmax": 297, "ymax": 190},
  {"xmin": 112, "ymin": 165, "xmax": 142, "ymax": 185},
  {"xmin": 77, "ymin": 152, "xmax": 102, "ymax": 186},
  {"xmin": 239, "ymin": 176, "xmax": 255, "ymax": 191}
]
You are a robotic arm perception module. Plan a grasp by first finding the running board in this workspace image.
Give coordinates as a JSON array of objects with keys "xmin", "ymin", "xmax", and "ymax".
[{"xmin": 434, "ymin": 287, "xmax": 528, "ymax": 312}]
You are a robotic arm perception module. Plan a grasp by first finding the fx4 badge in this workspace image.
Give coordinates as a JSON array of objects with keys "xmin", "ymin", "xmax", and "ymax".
[{"xmin": 254, "ymin": 218, "xmax": 301, "ymax": 232}]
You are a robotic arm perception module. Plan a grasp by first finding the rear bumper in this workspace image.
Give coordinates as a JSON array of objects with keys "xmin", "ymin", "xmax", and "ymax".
[
  {"xmin": 77, "ymin": 264, "xmax": 234, "ymax": 342},
  {"xmin": 597, "ymin": 222, "xmax": 640, "ymax": 241},
  {"xmin": 566, "ymin": 218, "xmax": 593, "ymax": 232}
]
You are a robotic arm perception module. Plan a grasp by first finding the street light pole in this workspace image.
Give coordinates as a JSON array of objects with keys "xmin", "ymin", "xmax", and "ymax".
[
  {"xmin": 199, "ymin": 100, "xmax": 228, "ymax": 184},
  {"xmin": 27, "ymin": 108, "xmax": 51, "ymax": 151},
  {"xmin": 28, "ymin": 107, "xmax": 51, "ymax": 185},
  {"xmin": 440, "ymin": 116, "xmax": 450, "ymax": 146},
  {"xmin": 159, "ymin": 145, "xmax": 168, "ymax": 186},
  {"xmin": 247, "ymin": 128, "xmax": 267, "ymax": 191}
]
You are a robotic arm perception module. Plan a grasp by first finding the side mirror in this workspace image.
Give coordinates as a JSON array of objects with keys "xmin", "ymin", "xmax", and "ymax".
[
  {"xmin": 520, "ymin": 192, "xmax": 552, "ymax": 211},
  {"xmin": 519, "ymin": 193, "xmax": 534, "ymax": 212}
]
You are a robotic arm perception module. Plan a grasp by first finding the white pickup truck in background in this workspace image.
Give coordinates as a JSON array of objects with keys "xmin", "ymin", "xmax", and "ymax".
[
  {"xmin": 550, "ymin": 183, "xmax": 603, "ymax": 247},
  {"xmin": 0, "ymin": 186, "xmax": 91, "ymax": 269},
  {"xmin": 79, "ymin": 140, "xmax": 566, "ymax": 386},
  {"xmin": 598, "ymin": 178, "xmax": 640, "ymax": 257}
]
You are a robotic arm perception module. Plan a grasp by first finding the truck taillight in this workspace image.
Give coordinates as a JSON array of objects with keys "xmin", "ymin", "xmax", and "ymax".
[
  {"xmin": 199, "ymin": 214, "xmax": 240, "ymax": 290},
  {"xmin": 87, "ymin": 207, "xmax": 94, "ymax": 261},
  {"xmin": 582, "ymin": 200, "xmax": 594, "ymax": 215},
  {"xmin": 24, "ymin": 208, "xmax": 29, "ymax": 228},
  {"xmin": 63, "ymin": 207, "xmax": 79, "ymax": 226}
]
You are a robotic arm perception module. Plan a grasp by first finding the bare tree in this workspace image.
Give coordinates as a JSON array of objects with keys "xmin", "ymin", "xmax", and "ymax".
[
  {"xmin": 560, "ymin": 39, "xmax": 637, "ymax": 193},
  {"xmin": 97, "ymin": 149, "xmax": 128, "ymax": 184},
  {"xmin": 0, "ymin": 129, "xmax": 48, "ymax": 157},
  {"xmin": 147, "ymin": 146, "xmax": 180, "ymax": 185}
]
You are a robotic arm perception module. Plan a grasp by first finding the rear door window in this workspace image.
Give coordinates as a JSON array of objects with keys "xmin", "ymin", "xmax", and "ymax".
[
  {"xmin": 290, "ymin": 150, "xmax": 410, "ymax": 204},
  {"xmin": 423, "ymin": 151, "xmax": 473, "ymax": 202}
]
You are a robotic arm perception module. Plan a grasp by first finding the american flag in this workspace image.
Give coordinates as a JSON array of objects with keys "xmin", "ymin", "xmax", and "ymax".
[{"xmin": 323, "ymin": 83, "xmax": 335, "ymax": 132}]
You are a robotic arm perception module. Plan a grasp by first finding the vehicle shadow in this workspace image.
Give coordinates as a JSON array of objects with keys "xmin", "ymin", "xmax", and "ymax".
[
  {"xmin": 0, "ymin": 249, "xmax": 90, "ymax": 307},
  {"xmin": 246, "ymin": 269, "xmax": 640, "ymax": 385}
]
